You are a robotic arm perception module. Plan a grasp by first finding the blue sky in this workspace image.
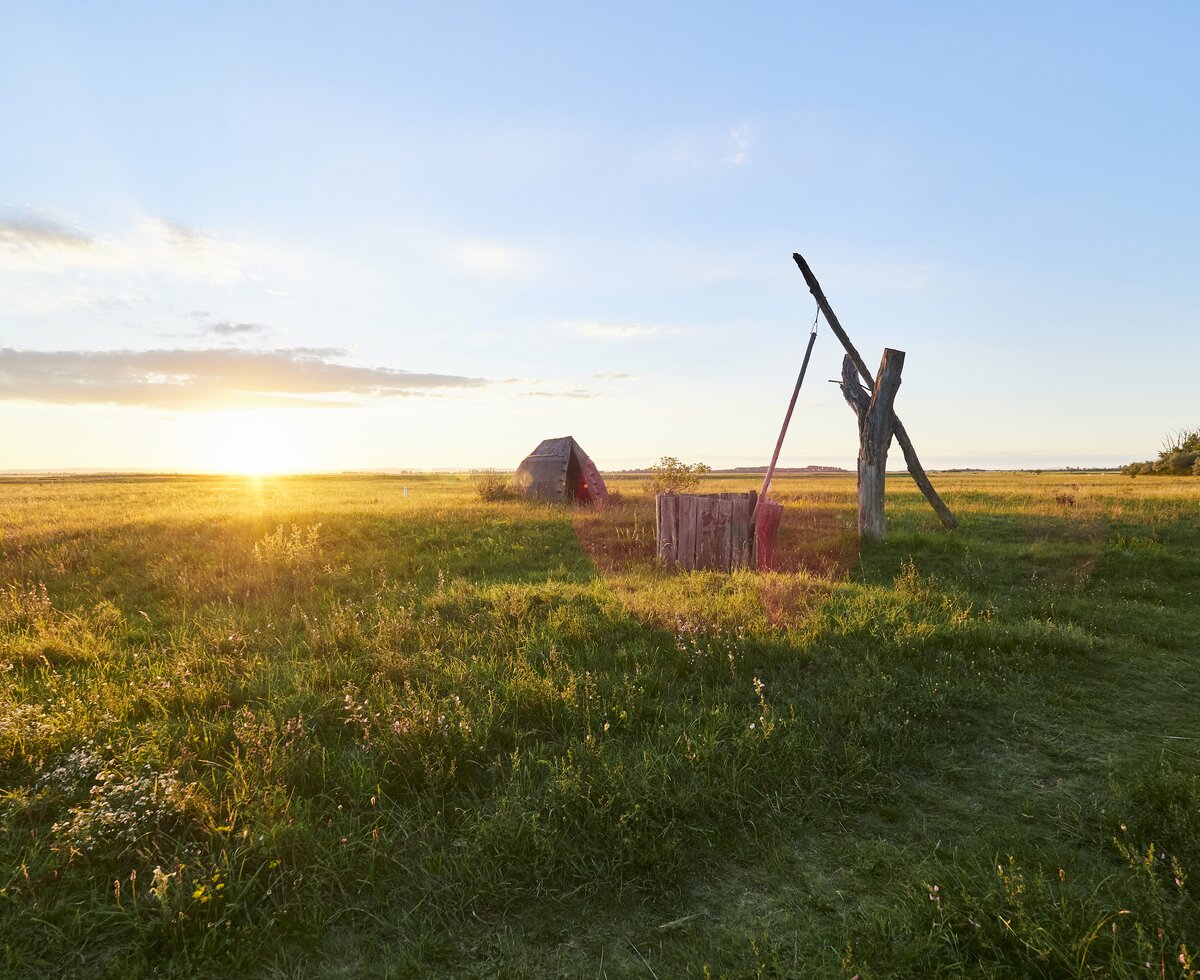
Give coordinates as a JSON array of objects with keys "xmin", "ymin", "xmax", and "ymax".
[{"xmin": 2, "ymin": 2, "xmax": 1197, "ymax": 471}]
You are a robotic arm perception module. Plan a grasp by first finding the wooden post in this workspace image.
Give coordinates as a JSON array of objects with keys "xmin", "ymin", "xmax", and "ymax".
[
  {"xmin": 793, "ymin": 253, "xmax": 957, "ymax": 530},
  {"xmin": 844, "ymin": 349, "xmax": 905, "ymax": 540}
]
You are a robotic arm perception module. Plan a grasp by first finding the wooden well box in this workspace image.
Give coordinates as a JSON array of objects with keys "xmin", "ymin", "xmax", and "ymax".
[{"xmin": 655, "ymin": 491, "xmax": 757, "ymax": 572}]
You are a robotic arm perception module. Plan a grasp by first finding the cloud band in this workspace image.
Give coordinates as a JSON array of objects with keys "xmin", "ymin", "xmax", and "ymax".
[{"xmin": 0, "ymin": 347, "xmax": 485, "ymax": 410}]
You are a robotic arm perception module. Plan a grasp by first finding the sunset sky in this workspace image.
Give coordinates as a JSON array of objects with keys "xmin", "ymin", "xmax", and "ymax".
[{"xmin": 3, "ymin": 2, "xmax": 1198, "ymax": 473}]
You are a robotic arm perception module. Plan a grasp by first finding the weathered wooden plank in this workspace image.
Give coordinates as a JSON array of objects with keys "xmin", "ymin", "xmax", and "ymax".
[
  {"xmin": 749, "ymin": 490, "xmax": 759, "ymax": 568},
  {"xmin": 715, "ymin": 499, "xmax": 733, "ymax": 571},
  {"xmin": 657, "ymin": 493, "xmax": 678, "ymax": 567},
  {"xmin": 695, "ymin": 497, "xmax": 719, "ymax": 570},
  {"xmin": 729, "ymin": 494, "xmax": 751, "ymax": 569},
  {"xmin": 696, "ymin": 497, "xmax": 731, "ymax": 571},
  {"xmin": 677, "ymin": 494, "xmax": 698, "ymax": 570},
  {"xmin": 655, "ymin": 493, "xmax": 664, "ymax": 564},
  {"xmin": 657, "ymin": 491, "xmax": 762, "ymax": 572}
]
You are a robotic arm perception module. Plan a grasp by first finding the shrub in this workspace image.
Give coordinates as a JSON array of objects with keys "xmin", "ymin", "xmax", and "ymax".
[
  {"xmin": 1159, "ymin": 428, "xmax": 1200, "ymax": 459},
  {"xmin": 1155, "ymin": 450, "xmax": 1200, "ymax": 475},
  {"xmin": 643, "ymin": 456, "xmax": 711, "ymax": 495},
  {"xmin": 471, "ymin": 470, "xmax": 516, "ymax": 502},
  {"xmin": 1124, "ymin": 427, "xmax": 1200, "ymax": 477},
  {"xmin": 253, "ymin": 523, "xmax": 322, "ymax": 567}
]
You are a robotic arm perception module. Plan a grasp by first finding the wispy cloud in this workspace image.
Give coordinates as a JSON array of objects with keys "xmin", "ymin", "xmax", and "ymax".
[
  {"xmin": 442, "ymin": 240, "xmax": 543, "ymax": 279},
  {"xmin": 562, "ymin": 320, "xmax": 682, "ymax": 342},
  {"xmin": 201, "ymin": 321, "xmax": 268, "ymax": 337},
  {"xmin": 519, "ymin": 388, "xmax": 598, "ymax": 399},
  {"xmin": 0, "ymin": 347, "xmax": 486, "ymax": 410},
  {"xmin": 0, "ymin": 283, "xmax": 148, "ymax": 316},
  {"xmin": 494, "ymin": 375, "xmax": 603, "ymax": 398},
  {"xmin": 0, "ymin": 209, "xmax": 261, "ymax": 283},
  {"xmin": 0, "ymin": 212, "xmax": 94, "ymax": 250}
]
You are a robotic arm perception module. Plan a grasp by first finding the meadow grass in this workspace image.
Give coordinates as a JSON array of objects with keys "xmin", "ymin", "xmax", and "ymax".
[{"xmin": 0, "ymin": 470, "xmax": 1197, "ymax": 977}]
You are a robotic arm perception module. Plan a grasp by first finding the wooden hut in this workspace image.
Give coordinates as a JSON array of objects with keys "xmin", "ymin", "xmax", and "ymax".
[{"xmin": 515, "ymin": 437, "xmax": 608, "ymax": 503}]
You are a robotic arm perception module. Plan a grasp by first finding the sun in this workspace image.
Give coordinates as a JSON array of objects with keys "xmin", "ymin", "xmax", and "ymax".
[{"xmin": 202, "ymin": 412, "xmax": 303, "ymax": 476}]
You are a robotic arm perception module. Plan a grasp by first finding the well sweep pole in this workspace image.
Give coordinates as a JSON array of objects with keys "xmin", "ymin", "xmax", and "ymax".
[
  {"xmin": 792, "ymin": 252, "xmax": 958, "ymax": 530},
  {"xmin": 753, "ymin": 325, "xmax": 818, "ymax": 522}
]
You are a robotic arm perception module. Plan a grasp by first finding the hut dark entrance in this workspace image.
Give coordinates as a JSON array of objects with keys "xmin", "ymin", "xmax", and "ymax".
[{"xmin": 516, "ymin": 437, "xmax": 609, "ymax": 503}]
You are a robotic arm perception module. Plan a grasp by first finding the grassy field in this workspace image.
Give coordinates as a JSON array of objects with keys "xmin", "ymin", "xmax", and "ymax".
[{"xmin": 1, "ymin": 470, "xmax": 1197, "ymax": 978}]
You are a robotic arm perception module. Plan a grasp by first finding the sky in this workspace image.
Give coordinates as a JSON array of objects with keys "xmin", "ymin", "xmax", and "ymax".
[{"xmin": 2, "ymin": 1, "xmax": 1197, "ymax": 473}]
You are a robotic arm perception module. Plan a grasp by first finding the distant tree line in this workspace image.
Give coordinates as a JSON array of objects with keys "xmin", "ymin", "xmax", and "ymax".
[{"xmin": 1122, "ymin": 428, "xmax": 1200, "ymax": 476}]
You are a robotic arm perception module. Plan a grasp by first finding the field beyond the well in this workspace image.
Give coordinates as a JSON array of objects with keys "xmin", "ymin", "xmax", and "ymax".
[{"xmin": 1, "ymin": 471, "xmax": 1197, "ymax": 978}]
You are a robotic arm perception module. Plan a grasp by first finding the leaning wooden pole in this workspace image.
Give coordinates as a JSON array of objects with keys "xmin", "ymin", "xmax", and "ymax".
[
  {"xmin": 752, "ymin": 325, "xmax": 818, "ymax": 523},
  {"xmin": 792, "ymin": 252, "xmax": 958, "ymax": 530}
]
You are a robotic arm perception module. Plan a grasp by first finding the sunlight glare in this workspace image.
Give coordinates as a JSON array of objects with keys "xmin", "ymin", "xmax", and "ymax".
[{"xmin": 203, "ymin": 412, "xmax": 302, "ymax": 476}]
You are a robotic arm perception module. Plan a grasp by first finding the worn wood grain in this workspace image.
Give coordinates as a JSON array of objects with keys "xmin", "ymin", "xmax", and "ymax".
[
  {"xmin": 657, "ymin": 491, "xmax": 758, "ymax": 571},
  {"xmin": 730, "ymin": 494, "xmax": 753, "ymax": 569},
  {"xmin": 656, "ymin": 493, "xmax": 677, "ymax": 567},
  {"xmin": 677, "ymin": 494, "xmax": 698, "ymax": 569},
  {"xmin": 715, "ymin": 499, "xmax": 734, "ymax": 571},
  {"xmin": 859, "ymin": 349, "xmax": 904, "ymax": 541}
]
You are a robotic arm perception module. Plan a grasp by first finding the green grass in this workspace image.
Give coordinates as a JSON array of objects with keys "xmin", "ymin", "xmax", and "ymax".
[{"xmin": 0, "ymin": 471, "xmax": 1197, "ymax": 977}]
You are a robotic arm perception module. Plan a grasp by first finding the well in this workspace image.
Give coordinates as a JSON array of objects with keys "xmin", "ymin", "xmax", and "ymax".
[{"xmin": 656, "ymin": 491, "xmax": 758, "ymax": 572}]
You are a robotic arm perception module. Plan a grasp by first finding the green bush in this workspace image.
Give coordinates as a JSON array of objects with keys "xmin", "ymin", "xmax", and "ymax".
[
  {"xmin": 1156, "ymin": 450, "xmax": 1200, "ymax": 475},
  {"xmin": 1124, "ymin": 428, "xmax": 1200, "ymax": 477},
  {"xmin": 643, "ymin": 456, "xmax": 711, "ymax": 495}
]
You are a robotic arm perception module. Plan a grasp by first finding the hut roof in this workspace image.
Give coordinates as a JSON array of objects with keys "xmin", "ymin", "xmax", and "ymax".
[{"xmin": 516, "ymin": 436, "xmax": 608, "ymax": 503}]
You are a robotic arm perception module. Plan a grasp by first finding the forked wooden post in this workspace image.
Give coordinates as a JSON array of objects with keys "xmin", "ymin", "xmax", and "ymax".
[
  {"xmin": 793, "ymin": 252, "xmax": 957, "ymax": 530},
  {"xmin": 841, "ymin": 350, "xmax": 904, "ymax": 540}
]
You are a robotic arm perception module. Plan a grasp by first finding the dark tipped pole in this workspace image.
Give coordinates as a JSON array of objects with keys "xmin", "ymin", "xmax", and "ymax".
[{"xmin": 792, "ymin": 252, "xmax": 958, "ymax": 530}]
